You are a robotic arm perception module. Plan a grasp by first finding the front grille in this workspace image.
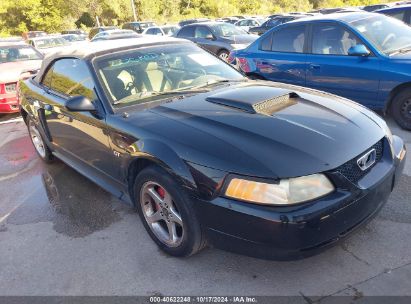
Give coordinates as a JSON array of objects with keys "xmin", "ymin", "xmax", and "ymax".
[
  {"xmin": 335, "ymin": 139, "xmax": 384, "ymax": 184},
  {"xmin": 5, "ymin": 82, "xmax": 17, "ymax": 93}
]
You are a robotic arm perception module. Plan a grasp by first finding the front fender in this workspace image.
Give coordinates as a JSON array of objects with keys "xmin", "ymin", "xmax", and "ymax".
[{"xmin": 125, "ymin": 139, "xmax": 227, "ymax": 202}]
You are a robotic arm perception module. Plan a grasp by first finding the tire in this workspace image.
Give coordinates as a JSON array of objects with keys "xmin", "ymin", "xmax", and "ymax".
[
  {"xmin": 391, "ymin": 88, "xmax": 411, "ymax": 130},
  {"xmin": 134, "ymin": 165, "xmax": 206, "ymax": 257},
  {"xmin": 27, "ymin": 118, "xmax": 53, "ymax": 162},
  {"xmin": 217, "ymin": 49, "xmax": 230, "ymax": 62}
]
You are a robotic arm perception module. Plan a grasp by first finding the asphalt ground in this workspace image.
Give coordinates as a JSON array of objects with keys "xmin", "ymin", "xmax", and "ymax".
[{"xmin": 0, "ymin": 112, "xmax": 410, "ymax": 300}]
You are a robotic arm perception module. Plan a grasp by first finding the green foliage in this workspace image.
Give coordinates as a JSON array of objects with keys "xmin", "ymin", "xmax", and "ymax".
[{"xmin": 0, "ymin": 0, "xmax": 398, "ymax": 35}]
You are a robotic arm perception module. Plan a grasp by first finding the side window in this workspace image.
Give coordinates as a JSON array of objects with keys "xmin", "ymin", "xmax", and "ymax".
[
  {"xmin": 42, "ymin": 65, "xmax": 54, "ymax": 87},
  {"xmin": 195, "ymin": 26, "xmax": 212, "ymax": 38},
  {"xmin": 146, "ymin": 28, "xmax": 154, "ymax": 35},
  {"xmin": 386, "ymin": 11, "xmax": 405, "ymax": 22},
  {"xmin": 267, "ymin": 19, "xmax": 281, "ymax": 27},
  {"xmin": 153, "ymin": 28, "xmax": 163, "ymax": 35},
  {"xmin": 260, "ymin": 33, "xmax": 273, "ymax": 51},
  {"xmin": 271, "ymin": 25, "xmax": 305, "ymax": 53},
  {"xmin": 177, "ymin": 26, "xmax": 195, "ymax": 38},
  {"xmin": 312, "ymin": 24, "xmax": 361, "ymax": 55},
  {"xmin": 47, "ymin": 58, "xmax": 95, "ymax": 100}
]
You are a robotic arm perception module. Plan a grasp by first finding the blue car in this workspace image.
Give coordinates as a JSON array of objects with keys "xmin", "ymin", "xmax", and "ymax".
[{"xmin": 230, "ymin": 12, "xmax": 411, "ymax": 130}]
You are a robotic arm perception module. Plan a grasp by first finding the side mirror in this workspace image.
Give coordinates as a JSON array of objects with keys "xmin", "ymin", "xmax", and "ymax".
[
  {"xmin": 348, "ymin": 44, "xmax": 370, "ymax": 57},
  {"xmin": 65, "ymin": 96, "xmax": 95, "ymax": 112},
  {"xmin": 205, "ymin": 34, "xmax": 215, "ymax": 40}
]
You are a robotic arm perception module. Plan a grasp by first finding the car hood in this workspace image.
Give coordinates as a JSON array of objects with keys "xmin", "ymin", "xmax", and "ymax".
[
  {"xmin": 0, "ymin": 60, "xmax": 42, "ymax": 84},
  {"xmin": 222, "ymin": 34, "xmax": 258, "ymax": 45},
  {"xmin": 389, "ymin": 52, "xmax": 411, "ymax": 61},
  {"xmin": 128, "ymin": 82, "xmax": 386, "ymax": 178}
]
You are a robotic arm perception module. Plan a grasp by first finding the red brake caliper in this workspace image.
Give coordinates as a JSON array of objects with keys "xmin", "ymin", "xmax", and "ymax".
[{"xmin": 157, "ymin": 186, "xmax": 165, "ymax": 199}]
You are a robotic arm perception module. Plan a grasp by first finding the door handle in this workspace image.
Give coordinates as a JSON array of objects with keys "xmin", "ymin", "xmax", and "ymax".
[{"xmin": 309, "ymin": 64, "xmax": 320, "ymax": 70}]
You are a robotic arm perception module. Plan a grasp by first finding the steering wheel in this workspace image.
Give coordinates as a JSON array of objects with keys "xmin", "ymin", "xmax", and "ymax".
[
  {"xmin": 125, "ymin": 82, "xmax": 135, "ymax": 94},
  {"xmin": 382, "ymin": 33, "xmax": 396, "ymax": 48}
]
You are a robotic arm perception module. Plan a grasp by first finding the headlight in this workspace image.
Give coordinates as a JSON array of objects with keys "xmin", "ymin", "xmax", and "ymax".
[
  {"xmin": 225, "ymin": 174, "xmax": 334, "ymax": 205},
  {"xmin": 231, "ymin": 43, "xmax": 249, "ymax": 50},
  {"xmin": 383, "ymin": 121, "xmax": 393, "ymax": 144},
  {"xmin": 381, "ymin": 121, "xmax": 394, "ymax": 157}
]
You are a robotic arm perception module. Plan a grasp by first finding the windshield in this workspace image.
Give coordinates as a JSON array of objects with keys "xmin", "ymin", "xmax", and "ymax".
[
  {"xmin": 94, "ymin": 43, "xmax": 244, "ymax": 107},
  {"xmin": 212, "ymin": 23, "xmax": 247, "ymax": 37},
  {"xmin": 62, "ymin": 35, "xmax": 86, "ymax": 42},
  {"xmin": 351, "ymin": 15, "xmax": 411, "ymax": 55},
  {"xmin": 34, "ymin": 37, "xmax": 69, "ymax": 48},
  {"xmin": 0, "ymin": 45, "xmax": 43, "ymax": 63}
]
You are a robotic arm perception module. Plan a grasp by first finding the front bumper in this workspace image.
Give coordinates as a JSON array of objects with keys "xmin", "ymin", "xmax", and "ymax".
[{"xmin": 194, "ymin": 136, "xmax": 406, "ymax": 260}]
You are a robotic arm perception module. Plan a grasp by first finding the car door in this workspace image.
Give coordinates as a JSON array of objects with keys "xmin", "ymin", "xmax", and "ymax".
[
  {"xmin": 194, "ymin": 26, "xmax": 218, "ymax": 53},
  {"xmin": 305, "ymin": 22, "xmax": 380, "ymax": 107},
  {"xmin": 38, "ymin": 58, "xmax": 115, "ymax": 175},
  {"xmin": 252, "ymin": 24, "xmax": 307, "ymax": 86}
]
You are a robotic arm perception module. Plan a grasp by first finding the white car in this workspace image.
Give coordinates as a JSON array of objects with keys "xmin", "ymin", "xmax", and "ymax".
[
  {"xmin": 234, "ymin": 18, "xmax": 265, "ymax": 33},
  {"xmin": 142, "ymin": 25, "xmax": 180, "ymax": 36},
  {"xmin": 28, "ymin": 36, "xmax": 70, "ymax": 55},
  {"xmin": 91, "ymin": 29, "xmax": 140, "ymax": 41}
]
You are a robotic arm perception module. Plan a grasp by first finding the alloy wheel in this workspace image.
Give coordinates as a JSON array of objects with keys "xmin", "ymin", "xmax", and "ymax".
[
  {"xmin": 140, "ymin": 181, "xmax": 184, "ymax": 247},
  {"xmin": 219, "ymin": 52, "xmax": 229, "ymax": 61},
  {"xmin": 29, "ymin": 122, "xmax": 46, "ymax": 158}
]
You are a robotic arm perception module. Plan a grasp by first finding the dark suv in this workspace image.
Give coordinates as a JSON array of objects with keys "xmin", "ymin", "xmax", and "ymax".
[
  {"xmin": 122, "ymin": 21, "xmax": 156, "ymax": 33},
  {"xmin": 175, "ymin": 22, "xmax": 258, "ymax": 60}
]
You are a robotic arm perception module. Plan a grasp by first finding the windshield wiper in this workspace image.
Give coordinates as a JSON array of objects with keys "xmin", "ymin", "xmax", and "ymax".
[
  {"xmin": 388, "ymin": 46, "xmax": 411, "ymax": 56},
  {"xmin": 189, "ymin": 78, "xmax": 247, "ymax": 90},
  {"xmin": 114, "ymin": 88, "xmax": 209, "ymax": 105}
]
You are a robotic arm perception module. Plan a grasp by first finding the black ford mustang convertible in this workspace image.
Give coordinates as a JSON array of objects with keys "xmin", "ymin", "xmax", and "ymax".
[{"xmin": 19, "ymin": 37, "xmax": 406, "ymax": 260}]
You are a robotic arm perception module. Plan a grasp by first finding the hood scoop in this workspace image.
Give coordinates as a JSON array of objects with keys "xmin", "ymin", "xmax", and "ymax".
[{"xmin": 206, "ymin": 86, "xmax": 298, "ymax": 115}]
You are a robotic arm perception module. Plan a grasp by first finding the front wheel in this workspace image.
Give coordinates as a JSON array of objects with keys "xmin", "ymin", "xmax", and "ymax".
[
  {"xmin": 134, "ymin": 165, "xmax": 206, "ymax": 257},
  {"xmin": 391, "ymin": 88, "xmax": 411, "ymax": 130},
  {"xmin": 27, "ymin": 118, "xmax": 53, "ymax": 162},
  {"xmin": 217, "ymin": 49, "xmax": 229, "ymax": 62}
]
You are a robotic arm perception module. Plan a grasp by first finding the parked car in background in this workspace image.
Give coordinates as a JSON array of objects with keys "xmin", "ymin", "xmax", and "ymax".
[
  {"xmin": 248, "ymin": 15, "xmax": 305, "ymax": 35},
  {"xmin": 142, "ymin": 25, "xmax": 180, "ymax": 36},
  {"xmin": 178, "ymin": 18, "xmax": 210, "ymax": 27},
  {"xmin": 18, "ymin": 37, "xmax": 406, "ymax": 260},
  {"xmin": 122, "ymin": 21, "xmax": 157, "ymax": 34},
  {"xmin": 61, "ymin": 29, "xmax": 87, "ymax": 36},
  {"xmin": 376, "ymin": 5, "xmax": 411, "ymax": 25},
  {"xmin": 88, "ymin": 26, "xmax": 118, "ymax": 39},
  {"xmin": 61, "ymin": 34, "xmax": 88, "ymax": 43},
  {"xmin": 362, "ymin": 4, "xmax": 390, "ymax": 12},
  {"xmin": 230, "ymin": 12, "xmax": 411, "ymax": 129},
  {"xmin": 22, "ymin": 31, "xmax": 47, "ymax": 40},
  {"xmin": 28, "ymin": 36, "xmax": 70, "ymax": 55},
  {"xmin": 222, "ymin": 17, "xmax": 240, "ymax": 24},
  {"xmin": 175, "ymin": 22, "xmax": 258, "ymax": 60},
  {"xmin": 235, "ymin": 18, "xmax": 265, "ymax": 33},
  {"xmin": 0, "ymin": 37, "xmax": 24, "ymax": 43},
  {"xmin": 0, "ymin": 42, "xmax": 43, "ymax": 113},
  {"xmin": 91, "ymin": 29, "xmax": 140, "ymax": 41}
]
